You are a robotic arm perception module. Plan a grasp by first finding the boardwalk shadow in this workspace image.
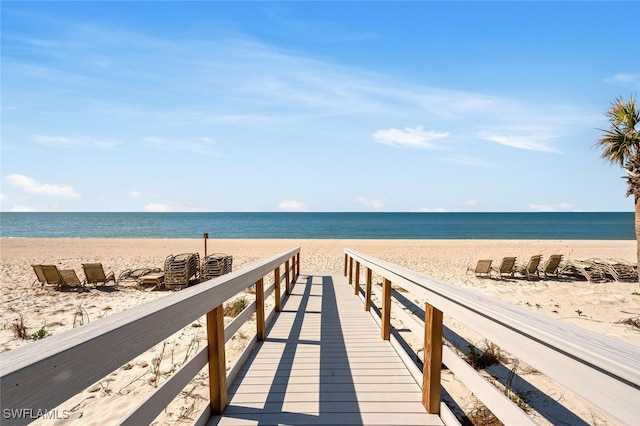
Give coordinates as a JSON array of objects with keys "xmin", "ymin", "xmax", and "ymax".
[
  {"xmin": 211, "ymin": 274, "xmax": 362, "ymax": 425},
  {"xmin": 389, "ymin": 288, "xmax": 589, "ymax": 426}
]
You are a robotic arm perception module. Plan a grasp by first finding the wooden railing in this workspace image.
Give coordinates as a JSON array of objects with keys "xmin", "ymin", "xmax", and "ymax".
[
  {"xmin": 0, "ymin": 248, "xmax": 301, "ymax": 426},
  {"xmin": 344, "ymin": 249, "xmax": 640, "ymax": 425}
]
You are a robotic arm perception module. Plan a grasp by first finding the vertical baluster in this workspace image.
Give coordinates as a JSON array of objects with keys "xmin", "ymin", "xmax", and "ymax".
[
  {"xmin": 365, "ymin": 268, "xmax": 372, "ymax": 312},
  {"xmin": 285, "ymin": 260, "xmax": 291, "ymax": 295},
  {"xmin": 344, "ymin": 253, "xmax": 348, "ymax": 276},
  {"xmin": 354, "ymin": 261, "xmax": 360, "ymax": 295},
  {"xmin": 381, "ymin": 278, "xmax": 391, "ymax": 340},
  {"xmin": 207, "ymin": 305, "xmax": 227, "ymax": 414},
  {"xmin": 274, "ymin": 266, "xmax": 281, "ymax": 312},
  {"xmin": 422, "ymin": 303, "xmax": 443, "ymax": 414},
  {"xmin": 256, "ymin": 278, "xmax": 265, "ymax": 341}
]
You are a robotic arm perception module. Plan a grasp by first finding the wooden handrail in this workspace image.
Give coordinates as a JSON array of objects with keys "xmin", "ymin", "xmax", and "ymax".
[
  {"xmin": 0, "ymin": 247, "xmax": 300, "ymax": 426},
  {"xmin": 344, "ymin": 248, "xmax": 640, "ymax": 425}
]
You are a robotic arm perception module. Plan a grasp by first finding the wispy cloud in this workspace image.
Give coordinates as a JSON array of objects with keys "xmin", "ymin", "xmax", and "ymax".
[
  {"xmin": 528, "ymin": 202, "xmax": 572, "ymax": 212},
  {"xmin": 277, "ymin": 200, "xmax": 308, "ymax": 212},
  {"xmin": 355, "ymin": 196, "xmax": 384, "ymax": 210},
  {"xmin": 413, "ymin": 207, "xmax": 447, "ymax": 212},
  {"xmin": 479, "ymin": 132, "xmax": 560, "ymax": 153},
  {"xmin": 372, "ymin": 126, "xmax": 449, "ymax": 149},
  {"xmin": 129, "ymin": 190, "xmax": 162, "ymax": 200},
  {"xmin": 144, "ymin": 203, "xmax": 170, "ymax": 212},
  {"xmin": 10, "ymin": 205, "xmax": 37, "ymax": 212},
  {"xmin": 33, "ymin": 135, "xmax": 83, "ymax": 147},
  {"xmin": 605, "ymin": 73, "xmax": 640, "ymax": 88},
  {"xmin": 33, "ymin": 135, "xmax": 118, "ymax": 149},
  {"xmin": 143, "ymin": 136, "xmax": 217, "ymax": 156},
  {"xmin": 5, "ymin": 174, "xmax": 81, "ymax": 198}
]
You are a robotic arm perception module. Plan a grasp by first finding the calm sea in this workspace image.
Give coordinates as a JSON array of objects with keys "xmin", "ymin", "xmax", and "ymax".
[{"xmin": 0, "ymin": 212, "xmax": 633, "ymax": 239}]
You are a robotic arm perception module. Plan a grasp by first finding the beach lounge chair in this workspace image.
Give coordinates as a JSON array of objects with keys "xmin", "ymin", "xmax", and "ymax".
[
  {"xmin": 541, "ymin": 254, "xmax": 563, "ymax": 278},
  {"xmin": 468, "ymin": 259, "xmax": 493, "ymax": 278},
  {"xmin": 118, "ymin": 268, "xmax": 160, "ymax": 283},
  {"xmin": 31, "ymin": 264, "xmax": 47, "ymax": 287},
  {"xmin": 164, "ymin": 253, "xmax": 200, "ymax": 290},
  {"xmin": 491, "ymin": 257, "xmax": 517, "ymax": 279},
  {"xmin": 587, "ymin": 258, "xmax": 638, "ymax": 282},
  {"xmin": 559, "ymin": 259, "xmax": 608, "ymax": 283},
  {"xmin": 611, "ymin": 258, "xmax": 638, "ymax": 281},
  {"xmin": 515, "ymin": 255, "xmax": 542, "ymax": 280},
  {"xmin": 200, "ymin": 253, "xmax": 233, "ymax": 280},
  {"xmin": 40, "ymin": 265, "xmax": 84, "ymax": 290},
  {"xmin": 82, "ymin": 263, "xmax": 116, "ymax": 287}
]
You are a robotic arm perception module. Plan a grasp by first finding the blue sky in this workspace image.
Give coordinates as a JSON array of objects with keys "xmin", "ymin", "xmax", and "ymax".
[{"xmin": 1, "ymin": 1, "xmax": 639, "ymax": 212}]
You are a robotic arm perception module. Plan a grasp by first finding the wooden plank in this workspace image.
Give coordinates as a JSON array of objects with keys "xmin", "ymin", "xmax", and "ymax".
[
  {"xmin": 214, "ymin": 273, "xmax": 442, "ymax": 426},
  {"xmin": 0, "ymin": 248, "xmax": 300, "ymax": 423},
  {"xmin": 344, "ymin": 248, "xmax": 640, "ymax": 426},
  {"xmin": 121, "ymin": 347, "xmax": 208, "ymax": 425},
  {"xmin": 354, "ymin": 261, "xmax": 360, "ymax": 295}
]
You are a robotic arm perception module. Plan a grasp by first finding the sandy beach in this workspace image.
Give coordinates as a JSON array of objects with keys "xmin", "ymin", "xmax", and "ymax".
[{"xmin": 1, "ymin": 238, "xmax": 639, "ymax": 425}]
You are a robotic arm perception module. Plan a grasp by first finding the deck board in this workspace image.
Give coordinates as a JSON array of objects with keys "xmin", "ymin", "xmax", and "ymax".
[{"xmin": 208, "ymin": 273, "xmax": 443, "ymax": 425}]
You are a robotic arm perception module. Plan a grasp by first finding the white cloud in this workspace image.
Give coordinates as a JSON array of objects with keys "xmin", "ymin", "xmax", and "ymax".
[
  {"xmin": 144, "ymin": 136, "xmax": 217, "ymax": 156},
  {"xmin": 277, "ymin": 200, "xmax": 308, "ymax": 212},
  {"xmin": 33, "ymin": 135, "xmax": 118, "ymax": 149},
  {"xmin": 33, "ymin": 135, "xmax": 84, "ymax": 147},
  {"xmin": 479, "ymin": 132, "xmax": 560, "ymax": 153},
  {"xmin": 10, "ymin": 205, "xmax": 37, "ymax": 212},
  {"xmin": 5, "ymin": 174, "xmax": 81, "ymax": 198},
  {"xmin": 129, "ymin": 191, "xmax": 142, "ymax": 198},
  {"xmin": 529, "ymin": 202, "xmax": 572, "ymax": 212},
  {"xmin": 372, "ymin": 126, "xmax": 449, "ymax": 149},
  {"xmin": 605, "ymin": 73, "xmax": 640, "ymax": 88},
  {"xmin": 414, "ymin": 207, "xmax": 447, "ymax": 212},
  {"xmin": 144, "ymin": 203, "xmax": 170, "ymax": 212},
  {"xmin": 355, "ymin": 196, "xmax": 384, "ymax": 210}
]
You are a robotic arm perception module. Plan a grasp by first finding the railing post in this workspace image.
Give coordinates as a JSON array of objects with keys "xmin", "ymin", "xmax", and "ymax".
[
  {"xmin": 348, "ymin": 257, "xmax": 353, "ymax": 285},
  {"xmin": 381, "ymin": 278, "xmax": 391, "ymax": 340},
  {"xmin": 365, "ymin": 268, "xmax": 372, "ymax": 312},
  {"xmin": 354, "ymin": 261, "xmax": 360, "ymax": 295},
  {"xmin": 292, "ymin": 255, "xmax": 298, "ymax": 284},
  {"xmin": 422, "ymin": 302, "xmax": 443, "ymax": 414},
  {"xmin": 206, "ymin": 305, "xmax": 227, "ymax": 414},
  {"xmin": 256, "ymin": 278, "xmax": 265, "ymax": 341},
  {"xmin": 344, "ymin": 253, "xmax": 348, "ymax": 276},
  {"xmin": 274, "ymin": 266, "xmax": 281, "ymax": 312},
  {"xmin": 296, "ymin": 252, "xmax": 300, "ymax": 279},
  {"xmin": 285, "ymin": 260, "xmax": 291, "ymax": 295}
]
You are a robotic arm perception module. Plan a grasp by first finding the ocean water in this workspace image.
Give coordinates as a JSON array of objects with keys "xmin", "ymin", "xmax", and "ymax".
[{"xmin": 0, "ymin": 212, "xmax": 634, "ymax": 239}]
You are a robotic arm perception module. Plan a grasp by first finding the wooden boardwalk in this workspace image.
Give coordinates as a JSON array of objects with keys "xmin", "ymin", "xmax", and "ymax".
[{"xmin": 209, "ymin": 273, "xmax": 443, "ymax": 425}]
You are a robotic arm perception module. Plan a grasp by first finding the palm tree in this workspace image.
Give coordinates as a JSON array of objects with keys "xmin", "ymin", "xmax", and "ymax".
[{"xmin": 594, "ymin": 95, "xmax": 640, "ymax": 283}]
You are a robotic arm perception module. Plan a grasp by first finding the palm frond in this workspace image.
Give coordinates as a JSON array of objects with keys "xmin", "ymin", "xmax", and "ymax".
[{"xmin": 595, "ymin": 95, "xmax": 640, "ymax": 197}]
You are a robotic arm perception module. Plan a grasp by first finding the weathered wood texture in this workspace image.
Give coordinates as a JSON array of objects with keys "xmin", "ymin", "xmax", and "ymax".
[
  {"xmin": 0, "ymin": 248, "xmax": 300, "ymax": 426},
  {"xmin": 345, "ymin": 249, "xmax": 640, "ymax": 426},
  {"xmin": 209, "ymin": 273, "xmax": 443, "ymax": 425}
]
